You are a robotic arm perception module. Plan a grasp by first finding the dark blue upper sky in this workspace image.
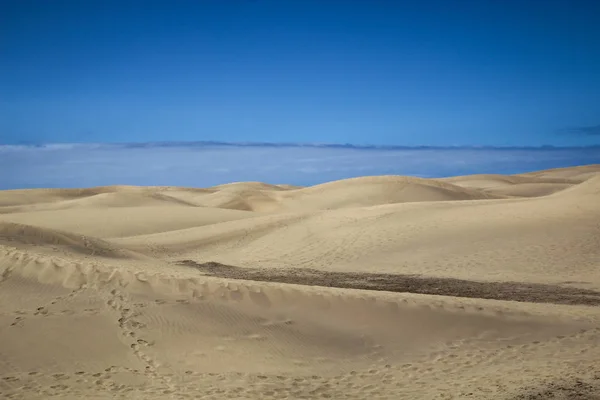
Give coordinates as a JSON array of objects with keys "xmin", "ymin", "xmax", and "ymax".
[{"xmin": 2, "ymin": 0, "xmax": 600, "ymax": 146}]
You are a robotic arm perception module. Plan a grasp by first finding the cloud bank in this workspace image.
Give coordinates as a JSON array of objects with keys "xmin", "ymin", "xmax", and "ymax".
[{"xmin": 1, "ymin": 143, "xmax": 599, "ymax": 190}]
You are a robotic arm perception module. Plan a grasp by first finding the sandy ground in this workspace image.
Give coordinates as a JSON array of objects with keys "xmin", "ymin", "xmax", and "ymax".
[{"xmin": 1, "ymin": 164, "xmax": 599, "ymax": 399}]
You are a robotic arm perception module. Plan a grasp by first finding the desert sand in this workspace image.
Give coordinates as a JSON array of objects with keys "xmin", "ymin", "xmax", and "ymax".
[{"xmin": 1, "ymin": 164, "xmax": 600, "ymax": 399}]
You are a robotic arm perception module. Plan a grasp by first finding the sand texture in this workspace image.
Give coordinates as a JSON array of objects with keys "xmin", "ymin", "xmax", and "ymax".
[{"xmin": 1, "ymin": 165, "xmax": 600, "ymax": 399}]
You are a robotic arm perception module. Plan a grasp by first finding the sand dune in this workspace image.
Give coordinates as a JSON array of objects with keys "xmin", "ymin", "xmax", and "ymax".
[
  {"xmin": 0, "ymin": 188, "xmax": 202, "ymax": 213},
  {"xmin": 440, "ymin": 172, "xmax": 586, "ymax": 198},
  {"xmin": 441, "ymin": 173, "xmax": 579, "ymax": 187},
  {"xmin": 1, "ymin": 164, "xmax": 600, "ymax": 399},
  {"xmin": 0, "ymin": 222, "xmax": 149, "ymax": 260},
  {"xmin": 550, "ymin": 174, "xmax": 600, "ymax": 197},
  {"xmin": 0, "ymin": 207, "xmax": 253, "ymax": 238},
  {"xmin": 172, "ymin": 175, "xmax": 505, "ymax": 212},
  {"xmin": 483, "ymin": 182, "xmax": 574, "ymax": 197},
  {"xmin": 276, "ymin": 175, "xmax": 505, "ymax": 210},
  {"xmin": 517, "ymin": 163, "xmax": 600, "ymax": 181}
]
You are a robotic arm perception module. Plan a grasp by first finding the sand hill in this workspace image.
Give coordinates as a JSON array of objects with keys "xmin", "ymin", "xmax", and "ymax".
[{"xmin": 1, "ymin": 164, "xmax": 600, "ymax": 399}]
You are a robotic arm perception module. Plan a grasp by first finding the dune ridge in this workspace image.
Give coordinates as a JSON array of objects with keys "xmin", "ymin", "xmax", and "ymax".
[
  {"xmin": 1, "ymin": 164, "xmax": 600, "ymax": 399},
  {"xmin": 0, "ymin": 222, "xmax": 148, "ymax": 259}
]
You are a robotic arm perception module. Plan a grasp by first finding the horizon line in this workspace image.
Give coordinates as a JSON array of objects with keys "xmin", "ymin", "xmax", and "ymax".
[{"xmin": 2, "ymin": 141, "xmax": 600, "ymax": 151}]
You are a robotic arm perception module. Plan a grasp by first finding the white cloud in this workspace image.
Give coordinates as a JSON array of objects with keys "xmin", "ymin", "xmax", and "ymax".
[{"xmin": 0, "ymin": 143, "xmax": 598, "ymax": 189}]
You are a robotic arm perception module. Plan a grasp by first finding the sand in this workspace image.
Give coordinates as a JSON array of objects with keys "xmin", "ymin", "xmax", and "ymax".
[{"xmin": 1, "ymin": 164, "xmax": 599, "ymax": 399}]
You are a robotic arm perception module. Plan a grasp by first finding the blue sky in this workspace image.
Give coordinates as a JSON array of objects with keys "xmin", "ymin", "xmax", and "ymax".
[{"xmin": 2, "ymin": 0, "xmax": 600, "ymax": 147}]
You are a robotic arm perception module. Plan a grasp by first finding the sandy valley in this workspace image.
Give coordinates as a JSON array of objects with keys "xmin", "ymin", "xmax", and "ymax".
[{"xmin": 1, "ymin": 164, "xmax": 599, "ymax": 399}]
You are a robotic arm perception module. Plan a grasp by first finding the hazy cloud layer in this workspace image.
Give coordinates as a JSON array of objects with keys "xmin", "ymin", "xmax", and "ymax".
[{"xmin": 1, "ymin": 144, "xmax": 599, "ymax": 189}]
